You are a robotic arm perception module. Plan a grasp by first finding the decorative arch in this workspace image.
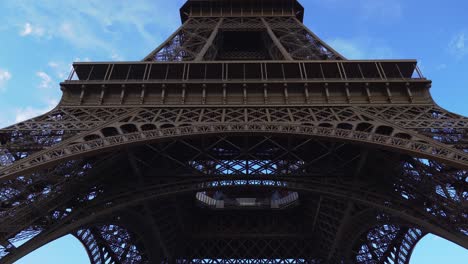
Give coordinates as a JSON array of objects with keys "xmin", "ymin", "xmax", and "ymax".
[
  {"xmin": 2, "ymin": 175, "xmax": 465, "ymax": 264},
  {"xmin": 1, "ymin": 122, "xmax": 467, "ymax": 181}
]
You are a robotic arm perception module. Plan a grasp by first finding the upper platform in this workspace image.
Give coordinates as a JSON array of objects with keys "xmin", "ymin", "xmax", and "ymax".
[{"xmin": 180, "ymin": 0, "xmax": 305, "ymax": 22}]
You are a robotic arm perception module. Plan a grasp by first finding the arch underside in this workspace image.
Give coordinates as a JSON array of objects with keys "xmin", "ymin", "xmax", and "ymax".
[
  {"xmin": 1, "ymin": 0, "xmax": 467, "ymax": 262},
  {"xmin": 0, "ymin": 132, "xmax": 466, "ymax": 264},
  {"xmin": 1, "ymin": 106, "xmax": 468, "ymax": 179}
]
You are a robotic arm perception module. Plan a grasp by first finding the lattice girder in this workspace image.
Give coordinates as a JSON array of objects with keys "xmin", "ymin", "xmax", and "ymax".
[
  {"xmin": 0, "ymin": 174, "xmax": 464, "ymax": 262},
  {"xmin": 0, "ymin": 133, "xmax": 467, "ymax": 263},
  {"xmin": 1, "ymin": 106, "xmax": 468, "ymax": 180},
  {"xmin": 1, "ymin": 0, "xmax": 468, "ymax": 263},
  {"xmin": 144, "ymin": 8, "xmax": 344, "ymax": 61}
]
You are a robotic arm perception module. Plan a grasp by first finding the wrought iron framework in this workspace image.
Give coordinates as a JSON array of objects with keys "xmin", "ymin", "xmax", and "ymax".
[{"xmin": 0, "ymin": 0, "xmax": 467, "ymax": 263}]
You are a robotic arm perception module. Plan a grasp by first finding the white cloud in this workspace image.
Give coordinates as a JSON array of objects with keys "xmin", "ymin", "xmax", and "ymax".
[
  {"xmin": 48, "ymin": 61, "xmax": 59, "ymax": 68},
  {"xmin": 449, "ymin": 32, "xmax": 467, "ymax": 58},
  {"xmin": 310, "ymin": 0, "xmax": 403, "ymax": 22},
  {"xmin": 19, "ymin": 22, "xmax": 45, "ymax": 37},
  {"xmin": 20, "ymin": 22, "xmax": 32, "ymax": 36},
  {"xmin": 36, "ymin": 71, "xmax": 53, "ymax": 89},
  {"xmin": 111, "ymin": 53, "xmax": 124, "ymax": 61},
  {"xmin": 455, "ymin": 33, "xmax": 465, "ymax": 50},
  {"xmin": 436, "ymin": 64, "xmax": 447, "ymax": 70},
  {"xmin": 328, "ymin": 39, "xmax": 364, "ymax": 59},
  {"xmin": 360, "ymin": 0, "xmax": 403, "ymax": 21},
  {"xmin": 74, "ymin": 57, "xmax": 91, "ymax": 62},
  {"xmin": 0, "ymin": 68, "xmax": 12, "ymax": 92},
  {"xmin": 15, "ymin": 99, "xmax": 58, "ymax": 123},
  {"xmin": 5, "ymin": 1, "xmax": 184, "ymax": 58},
  {"xmin": 48, "ymin": 61, "xmax": 71, "ymax": 79},
  {"xmin": 328, "ymin": 38, "xmax": 395, "ymax": 59}
]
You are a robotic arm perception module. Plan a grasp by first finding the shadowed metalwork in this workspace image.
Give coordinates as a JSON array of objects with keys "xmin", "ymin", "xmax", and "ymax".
[{"xmin": 0, "ymin": 0, "xmax": 467, "ymax": 263}]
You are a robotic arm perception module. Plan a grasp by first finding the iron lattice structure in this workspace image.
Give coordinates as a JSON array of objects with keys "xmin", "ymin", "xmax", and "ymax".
[{"xmin": 0, "ymin": 0, "xmax": 467, "ymax": 263}]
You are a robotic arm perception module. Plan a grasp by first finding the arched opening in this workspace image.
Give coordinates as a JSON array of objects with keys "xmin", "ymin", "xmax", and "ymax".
[
  {"xmin": 337, "ymin": 123, "xmax": 353, "ymax": 130},
  {"xmin": 83, "ymin": 134, "xmax": 101, "ymax": 141},
  {"xmin": 120, "ymin": 124, "xmax": 139, "ymax": 133},
  {"xmin": 410, "ymin": 234, "xmax": 468, "ymax": 263},
  {"xmin": 15, "ymin": 235, "xmax": 90, "ymax": 264},
  {"xmin": 141, "ymin": 124, "xmax": 157, "ymax": 131},
  {"xmin": 101, "ymin": 127, "xmax": 119, "ymax": 137},
  {"xmin": 394, "ymin": 133, "xmax": 412, "ymax": 140},
  {"xmin": 318, "ymin": 123, "xmax": 333, "ymax": 128},
  {"xmin": 375, "ymin": 126, "xmax": 394, "ymax": 136},
  {"xmin": 356, "ymin": 122, "xmax": 374, "ymax": 132},
  {"xmin": 160, "ymin": 123, "xmax": 175, "ymax": 129}
]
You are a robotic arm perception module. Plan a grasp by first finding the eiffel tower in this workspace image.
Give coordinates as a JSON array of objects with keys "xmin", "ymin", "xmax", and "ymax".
[{"xmin": 0, "ymin": 0, "xmax": 467, "ymax": 263}]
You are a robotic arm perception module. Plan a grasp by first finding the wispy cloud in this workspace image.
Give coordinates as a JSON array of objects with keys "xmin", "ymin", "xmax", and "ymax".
[
  {"xmin": 36, "ymin": 71, "xmax": 53, "ymax": 89},
  {"xmin": 360, "ymin": 0, "xmax": 403, "ymax": 21},
  {"xmin": 5, "ymin": 1, "xmax": 184, "ymax": 59},
  {"xmin": 0, "ymin": 68, "xmax": 12, "ymax": 92},
  {"xmin": 19, "ymin": 22, "xmax": 45, "ymax": 37},
  {"xmin": 111, "ymin": 53, "xmax": 124, "ymax": 61},
  {"xmin": 436, "ymin": 64, "xmax": 448, "ymax": 70},
  {"xmin": 15, "ymin": 98, "xmax": 58, "ymax": 123},
  {"xmin": 310, "ymin": 0, "xmax": 403, "ymax": 22},
  {"xmin": 48, "ymin": 61, "xmax": 71, "ymax": 79},
  {"xmin": 328, "ymin": 38, "xmax": 395, "ymax": 59},
  {"xmin": 449, "ymin": 32, "xmax": 467, "ymax": 58}
]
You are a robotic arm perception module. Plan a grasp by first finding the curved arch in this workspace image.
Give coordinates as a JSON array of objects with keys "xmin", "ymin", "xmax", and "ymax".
[
  {"xmin": 74, "ymin": 223, "xmax": 147, "ymax": 264},
  {"xmin": 74, "ymin": 179, "xmax": 468, "ymax": 248},
  {"xmin": 13, "ymin": 234, "xmax": 90, "ymax": 264},
  {"xmin": 337, "ymin": 209, "xmax": 428, "ymax": 264},
  {"xmin": 1, "ymin": 123, "xmax": 467, "ymax": 181},
  {"xmin": 4, "ymin": 215, "xmax": 152, "ymax": 264},
  {"xmin": 2, "ymin": 177, "xmax": 466, "ymax": 264},
  {"xmin": 352, "ymin": 224, "xmax": 425, "ymax": 264}
]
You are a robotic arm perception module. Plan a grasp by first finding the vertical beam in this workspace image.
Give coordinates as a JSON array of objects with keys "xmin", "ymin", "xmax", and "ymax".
[
  {"xmin": 195, "ymin": 18, "xmax": 224, "ymax": 61},
  {"xmin": 261, "ymin": 17, "xmax": 293, "ymax": 61},
  {"xmin": 292, "ymin": 17, "xmax": 347, "ymax": 60},
  {"xmin": 327, "ymin": 150, "xmax": 369, "ymax": 262},
  {"xmin": 142, "ymin": 19, "xmax": 191, "ymax": 61},
  {"xmin": 128, "ymin": 152, "xmax": 172, "ymax": 260}
]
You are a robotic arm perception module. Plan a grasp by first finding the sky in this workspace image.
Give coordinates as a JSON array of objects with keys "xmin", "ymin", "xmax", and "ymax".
[{"xmin": 0, "ymin": 0, "xmax": 467, "ymax": 263}]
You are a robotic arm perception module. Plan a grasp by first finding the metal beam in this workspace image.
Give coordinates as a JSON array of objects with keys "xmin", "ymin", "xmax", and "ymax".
[
  {"xmin": 128, "ymin": 152, "xmax": 172, "ymax": 260},
  {"xmin": 292, "ymin": 17, "xmax": 347, "ymax": 60},
  {"xmin": 195, "ymin": 18, "xmax": 224, "ymax": 61},
  {"xmin": 261, "ymin": 17, "xmax": 293, "ymax": 61},
  {"xmin": 142, "ymin": 19, "xmax": 191, "ymax": 61},
  {"xmin": 326, "ymin": 150, "xmax": 369, "ymax": 262}
]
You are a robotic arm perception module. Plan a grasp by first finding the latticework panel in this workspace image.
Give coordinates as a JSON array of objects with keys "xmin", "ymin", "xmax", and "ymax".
[
  {"xmin": 1, "ymin": 1, "xmax": 467, "ymax": 263},
  {"xmin": 144, "ymin": 14, "xmax": 344, "ymax": 62},
  {"xmin": 0, "ymin": 131, "xmax": 466, "ymax": 263}
]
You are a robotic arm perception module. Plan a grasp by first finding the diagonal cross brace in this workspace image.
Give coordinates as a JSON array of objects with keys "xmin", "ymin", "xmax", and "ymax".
[
  {"xmin": 261, "ymin": 17, "xmax": 293, "ymax": 61},
  {"xmin": 195, "ymin": 18, "xmax": 224, "ymax": 61}
]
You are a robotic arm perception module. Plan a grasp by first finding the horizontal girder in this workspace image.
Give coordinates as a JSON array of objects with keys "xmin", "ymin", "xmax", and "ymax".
[{"xmin": 0, "ymin": 2, "xmax": 467, "ymax": 262}]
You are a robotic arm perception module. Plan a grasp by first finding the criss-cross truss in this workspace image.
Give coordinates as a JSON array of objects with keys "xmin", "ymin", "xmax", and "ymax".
[{"xmin": 0, "ymin": 0, "xmax": 467, "ymax": 263}]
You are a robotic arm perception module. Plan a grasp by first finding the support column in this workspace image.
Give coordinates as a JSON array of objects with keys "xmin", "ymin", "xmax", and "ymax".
[
  {"xmin": 195, "ymin": 18, "xmax": 224, "ymax": 61},
  {"xmin": 143, "ymin": 19, "xmax": 191, "ymax": 61},
  {"xmin": 261, "ymin": 17, "xmax": 293, "ymax": 61}
]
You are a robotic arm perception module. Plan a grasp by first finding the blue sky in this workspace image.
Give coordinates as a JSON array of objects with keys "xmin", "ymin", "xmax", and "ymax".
[{"xmin": 0, "ymin": 0, "xmax": 467, "ymax": 263}]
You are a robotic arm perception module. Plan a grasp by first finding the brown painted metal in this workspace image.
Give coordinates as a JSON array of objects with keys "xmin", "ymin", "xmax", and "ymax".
[{"xmin": 0, "ymin": 0, "xmax": 467, "ymax": 263}]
